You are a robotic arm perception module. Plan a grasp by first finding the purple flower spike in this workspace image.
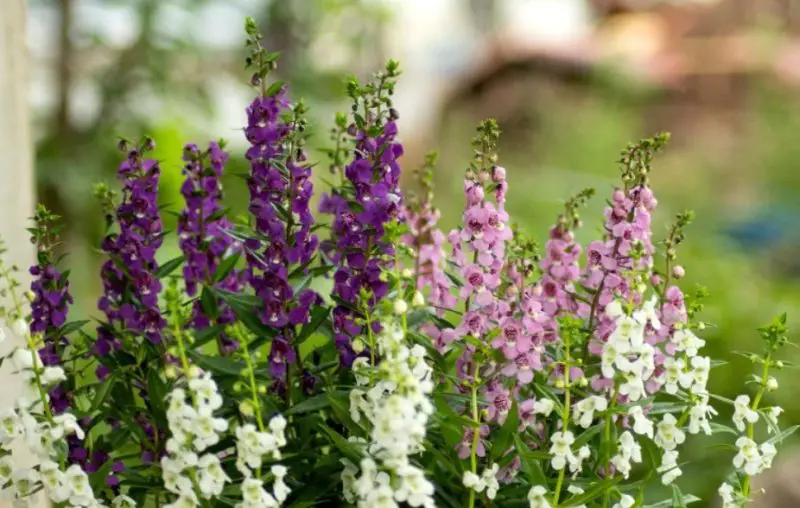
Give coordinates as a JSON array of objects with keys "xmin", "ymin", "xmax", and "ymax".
[{"xmin": 243, "ymin": 86, "xmax": 321, "ymax": 386}]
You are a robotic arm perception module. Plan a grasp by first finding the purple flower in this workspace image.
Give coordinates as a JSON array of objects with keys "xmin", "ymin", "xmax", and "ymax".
[
  {"xmin": 244, "ymin": 86, "xmax": 321, "ymax": 386},
  {"xmin": 320, "ymin": 115, "xmax": 405, "ymax": 365},
  {"xmin": 178, "ymin": 142, "xmax": 244, "ymax": 353},
  {"xmin": 97, "ymin": 147, "xmax": 166, "ymax": 354}
]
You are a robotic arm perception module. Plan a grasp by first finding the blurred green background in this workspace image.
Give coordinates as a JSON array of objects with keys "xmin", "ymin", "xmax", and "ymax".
[{"xmin": 26, "ymin": 0, "xmax": 800, "ymax": 505}]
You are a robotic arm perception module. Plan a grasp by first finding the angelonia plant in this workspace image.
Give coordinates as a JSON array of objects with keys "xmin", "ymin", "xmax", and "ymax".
[{"xmin": 0, "ymin": 16, "xmax": 794, "ymax": 508}]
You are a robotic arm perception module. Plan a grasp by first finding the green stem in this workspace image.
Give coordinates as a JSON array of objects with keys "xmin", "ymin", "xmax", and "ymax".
[
  {"xmin": 467, "ymin": 361, "xmax": 481, "ymax": 508},
  {"xmin": 553, "ymin": 332, "xmax": 572, "ymax": 507}
]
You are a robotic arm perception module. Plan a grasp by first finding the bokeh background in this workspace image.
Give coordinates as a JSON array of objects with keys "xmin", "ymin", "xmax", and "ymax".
[{"xmin": 20, "ymin": 0, "xmax": 800, "ymax": 504}]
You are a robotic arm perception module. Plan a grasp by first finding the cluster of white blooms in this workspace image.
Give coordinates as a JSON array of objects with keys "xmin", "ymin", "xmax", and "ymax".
[
  {"xmin": 1, "ymin": 319, "xmax": 100, "ymax": 508},
  {"xmin": 731, "ymin": 437, "xmax": 776, "ymax": 476},
  {"xmin": 602, "ymin": 299, "xmax": 662, "ymax": 402},
  {"xmin": 462, "ymin": 463, "xmax": 500, "ymax": 500},
  {"xmin": 344, "ymin": 314, "xmax": 435, "ymax": 508},
  {"xmin": 573, "ymin": 396, "xmax": 607, "ymax": 429},
  {"xmin": 231, "ymin": 414, "xmax": 289, "ymax": 508},
  {"xmin": 161, "ymin": 371, "xmax": 233, "ymax": 508},
  {"xmin": 548, "ymin": 431, "xmax": 590, "ymax": 475},
  {"xmin": 611, "ymin": 431, "xmax": 642, "ymax": 479}
]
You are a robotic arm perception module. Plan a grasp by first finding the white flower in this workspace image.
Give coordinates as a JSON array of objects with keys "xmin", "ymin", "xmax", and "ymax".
[
  {"xmin": 191, "ymin": 406, "xmax": 228, "ymax": 451},
  {"xmin": 568, "ymin": 445, "xmax": 591, "ymax": 475},
  {"xmin": 462, "ymin": 471, "xmax": 485, "ymax": 492},
  {"xmin": 613, "ymin": 494, "xmax": 635, "ymax": 508},
  {"xmin": 687, "ymin": 399, "xmax": 716, "ymax": 435},
  {"xmin": 673, "ymin": 329, "xmax": 704, "ymax": 357},
  {"xmin": 268, "ymin": 415, "xmax": 287, "ymax": 447},
  {"xmin": 633, "ymin": 296, "xmax": 661, "ymax": 330},
  {"xmin": 188, "ymin": 374, "xmax": 223, "ymax": 411},
  {"xmin": 733, "ymin": 437, "xmax": 761, "ymax": 475},
  {"xmin": 394, "ymin": 464, "xmax": 434, "ymax": 507},
  {"xmin": 352, "ymin": 358, "xmax": 371, "ymax": 387},
  {"xmin": 573, "ymin": 396, "xmax": 607, "ymax": 428},
  {"xmin": 0, "ymin": 328, "xmax": 4, "ymax": 345},
  {"xmin": 65, "ymin": 465, "xmax": 96, "ymax": 506},
  {"xmin": 766, "ymin": 406, "xmax": 784, "ymax": 432},
  {"xmin": 611, "ymin": 316, "xmax": 645, "ymax": 348},
  {"xmin": 393, "ymin": 299, "xmax": 409, "ymax": 315},
  {"xmin": 11, "ymin": 348, "xmax": 42, "ymax": 378},
  {"xmin": 0, "ymin": 408, "xmax": 22, "ymax": 446},
  {"xmin": 549, "ymin": 431, "xmax": 575, "ymax": 471},
  {"xmin": 628, "ymin": 406, "xmax": 654, "ymax": 438},
  {"xmin": 112, "ymin": 495, "xmax": 137, "ymax": 508},
  {"xmin": 533, "ymin": 398, "xmax": 555, "ymax": 417},
  {"xmin": 39, "ymin": 460, "xmax": 69, "ymax": 502},
  {"xmin": 718, "ymin": 483, "xmax": 737, "ymax": 508},
  {"xmin": 654, "ymin": 414, "xmax": 685, "ymax": 451},
  {"xmin": 12, "ymin": 467, "xmax": 39, "ymax": 497},
  {"xmin": 732, "ymin": 395, "xmax": 758, "ymax": 432},
  {"xmin": 527, "ymin": 485, "xmax": 552, "ymax": 508},
  {"xmin": 657, "ymin": 450, "xmax": 682, "ymax": 485},
  {"xmin": 601, "ymin": 333, "xmax": 632, "ymax": 379},
  {"xmin": 54, "ymin": 413, "xmax": 85, "ymax": 440},
  {"xmin": 165, "ymin": 492, "xmax": 201, "ymax": 508},
  {"xmin": 240, "ymin": 478, "xmax": 278, "ymax": 508},
  {"xmin": 481, "ymin": 463, "xmax": 500, "ymax": 500},
  {"xmin": 566, "ymin": 485, "xmax": 586, "ymax": 508},
  {"xmin": 42, "ymin": 366, "xmax": 66, "ymax": 384},
  {"xmin": 662, "ymin": 357, "xmax": 686, "ymax": 395},
  {"xmin": 197, "ymin": 454, "xmax": 230, "ymax": 498},
  {"xmin": 760, "ymin": 442, "xmax": 777, "ymax": 472},
  {"xmin": 618, "ymin": 372, "xmax": 646, "ymax": 402},
  {"xmin": 766, "ymin": 377, "xmax": 779, "ymax": 392},
  {"xmin": 605, "ymin": 300, "xmax": 623, "ymax": 318},
  {"xmin": 689, "ymin": 356, "xmax": 710, "ymax": 393},
  {"xmin": 12, "ymin": 319, "xmax": 29, "ymax": 338},
  {"xmin": 0, "ymin": 455, "xmax": 14, "ymax": 483},
  {"xmin": 612, "ymin": 432, "xmax": 641, "ymax": 479}
]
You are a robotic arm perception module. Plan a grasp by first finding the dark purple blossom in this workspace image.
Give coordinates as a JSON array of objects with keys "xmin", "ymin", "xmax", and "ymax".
[
  {"xmin": 244, "ymin": 86, "xmax": 321, "ymax": 387},
  {"xmin": 320, "ymin": 113, "xmax": 404, "ymax": 365},
  {"xmin": 178, "ymin": 142, "xmax": 244, "ymax": 353}
]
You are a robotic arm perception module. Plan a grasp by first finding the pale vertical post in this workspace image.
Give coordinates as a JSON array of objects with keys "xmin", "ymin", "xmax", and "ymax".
[{"xmin": 0, "ymin": 1, "xmax": 44, "ymax": 507}]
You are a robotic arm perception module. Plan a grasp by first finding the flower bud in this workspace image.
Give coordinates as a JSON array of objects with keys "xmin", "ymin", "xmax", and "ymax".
[
  {"xmin": 766, "ymin": 377, "xmax": 779, "ymax": 392},
  {"xmin": 650, "ymin": 274, "xmax": 662, "ymax": 286},
  {"xmin": 352, "ymin": 338, "xmax": 365, "ymax": 354},
  {"xmin": 492, "ymin": 166, "xmax": 507, "ymax": 183},
  {"xmin": 239, "ymin": 400, "xmax": 255, "ymax": 417},
  {"xmin": 393, "ymin": 299, "xmax": 408, "ymax": 315},
  {"xmin": 775, "ymin": 360, "xmax": 784, "ymax": 370},
  {"xmin": 23, "ymin": 290, "xmax": 34, "ymax": 303},
  {"xmin": 12, "ymin": 319, "xmax": 28, "ymax": 338},
  {"xmin": 401, "ymin": 268, "xmax": 413, "ymax": 278},
  {"xmin": 164, "ymin": 365, "xmax": 178, "ymax": 380},
  {"xmin": 411, "ymin": 291, "xmax": 425, "ymax": 308},
  {"xmin": 697, "ymin": 322, "xmax": 706, "ymax": 331},
  {"xmin": 672, "ymin": 265, "xmax": 685, "ymax": 279},
  {"xmin": 187, "ymin": 365, "xmax": 201, "ymax": 379}
]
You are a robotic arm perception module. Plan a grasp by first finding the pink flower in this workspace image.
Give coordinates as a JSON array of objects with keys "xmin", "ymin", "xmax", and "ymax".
[{"xmin": 492, "ymin": 320, "xmax": 532, "ymax": 359}]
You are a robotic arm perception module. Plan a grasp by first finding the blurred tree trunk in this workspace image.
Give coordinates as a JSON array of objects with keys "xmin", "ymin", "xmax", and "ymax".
[{"xmin": 0, "ymin": 1, "xmax": 41, "ymax": 506}]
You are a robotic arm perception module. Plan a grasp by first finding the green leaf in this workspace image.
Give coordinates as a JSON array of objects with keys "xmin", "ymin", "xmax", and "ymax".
[
  {"xmin": 512, "ymin": 434, "xmax": 549, "ymax": 486},
  {"xmin": 200, "ymin": 286, "xmax": 220, "ymax": 321},
  {"xmin": 766, "ymin": 424, "xmax": 799, "ymax": 445},
  {"xmin": 491, "ymin": 399, "xmax": 520, "ymax": 461},
  {"xmin": 644, "ymin": 494, "xmax": 701, "ymax": 508},
  {"xmin": 214, "ymin": 252, "xmax": 241, "ymax": 283},
  {"xmin": 318, "ymin": 425, "xmax": 362, "ymax": 463},
  {"xmin": 266, "ymin": 80, "xmax": 285, "ymax": 97},
  {"xmin": 188, "ymin": 352, "xmax": 244, "ymax": 377},
  {"xmin": 217, "ymin": 290, "xmax": 277, "ymax": 339},
  {"xmin": 59, "ymin": 320, "xmax": 90, "ymax": 337},
  {"xmin": 297, "ymin": 306, "xmax": 330, "ymax": 344},
  {"xmin": 155, "ymin": 255, "xmax": 184, "ymax": 279},
  {"xmin": 709, "ymin": 422, "xmax": 739, "ymax": 436},
  {"xmin": 285, "ymin": 393, "xmax": 332, "ymax": 416},
  {"xmin": 193, "ymin": 324, "xmax": 228, "ymax": 349},
  {"xmin": 90, "ymin": 377, "xmax": 116, "ymax": 413},
  {"xmin": 561, "ymin": 476, "xmax": 622, "ymax": 506}
]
